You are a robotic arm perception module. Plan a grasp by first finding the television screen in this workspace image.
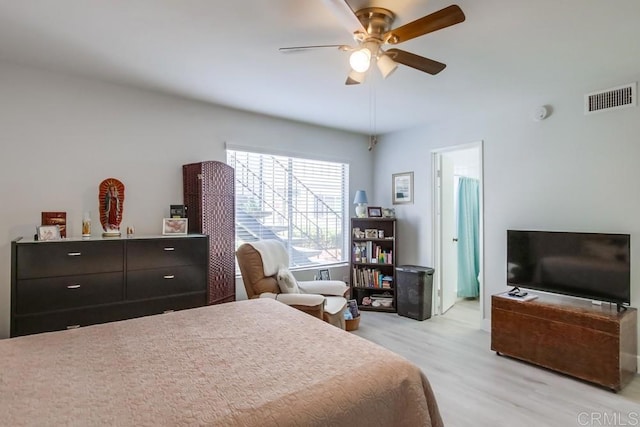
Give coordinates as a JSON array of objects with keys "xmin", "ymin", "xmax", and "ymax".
[{"xmin": 507, "ymin": 230, "xmax": 630, "ymax": 305}]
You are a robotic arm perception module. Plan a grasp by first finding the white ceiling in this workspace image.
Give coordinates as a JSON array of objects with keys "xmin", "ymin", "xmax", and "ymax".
[{"xmin": 1, "ymin": 0, "xmax": 640, "ymax": 135}]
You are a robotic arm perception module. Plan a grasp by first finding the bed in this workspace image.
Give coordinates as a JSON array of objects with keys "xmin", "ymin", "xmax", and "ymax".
[{"xmin": 0, "ymin": 298, "xmax": 443, "ymax": 426}]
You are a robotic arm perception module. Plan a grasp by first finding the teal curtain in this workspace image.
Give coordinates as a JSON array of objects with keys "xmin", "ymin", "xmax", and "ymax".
[{"xmin": 457, "ymin": 177, "xmax": 480, "ymax": 298}]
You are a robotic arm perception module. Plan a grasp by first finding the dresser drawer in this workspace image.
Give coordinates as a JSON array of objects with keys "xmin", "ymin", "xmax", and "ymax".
[
  {"xmin": 12, "ymin": 305, "xmax": 128, "ymax": 337},
  {"xmin": 127, "ymin": 293, "xmax": 207, "ymax": 318},
  {"xmin": 126, "ymin": 265, "xmax": 206, "ymax": 300},
  {"xmin": 16, "ymin": 240, "xmax": 124, "ymax": 279},
  {"xmin": 16, "ymin": 272, "xmax": 123, "ymax": 315},
  {"xmin": 126, "ymin": 237, "xmax": 207, "ymax": 270}
]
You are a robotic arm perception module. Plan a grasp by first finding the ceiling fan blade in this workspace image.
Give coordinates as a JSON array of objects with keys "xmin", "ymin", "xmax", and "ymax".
[
  {"xmin": 323, "ymin": 0, "xmax": 366, "ymax": 35},
  {"xmin": 279, "ymin": 44, "xmax": 350, "ymax": 53},
  {"xmin": 384, "ymin": 5, "xmax": 465, "ymax": 44},
  {"xmin": 387, "ymin": 49, "xmax": 446, "ymax": 75}
]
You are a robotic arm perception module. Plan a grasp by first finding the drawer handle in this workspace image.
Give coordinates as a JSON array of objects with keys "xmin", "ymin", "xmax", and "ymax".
[
  {"xmin": 67, "ymin": 252, "xmax": 82, "ymax": 256},
  {"xmin": 67, "ymin": 284, "xmax": 81, "ymax": 289},
  {"xmin": 163, "ymin": 275, "xmax": 175, "ymax": 279},
  {"xmin": 66, "ymin": 325, "xmax": 80, "ymax": 329},
  {"xmin": 163, "ymin": 247, "xmax": 175, "ymax": 251},
  {"xmin": 163, "ymin": 310, "xmax": 175, "ymax": 314}
]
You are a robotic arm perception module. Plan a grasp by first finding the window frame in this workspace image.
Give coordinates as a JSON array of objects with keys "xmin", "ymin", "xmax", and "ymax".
[{"xmin": 227, "ymin": 148, "xmax": 350, "ymax": 270}]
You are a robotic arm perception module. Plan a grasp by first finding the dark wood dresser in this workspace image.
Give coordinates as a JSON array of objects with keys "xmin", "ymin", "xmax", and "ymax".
[
  {"xmin": 11, "ymin": 234, "xmax": 208, "ymax": 337},
  {"xmin": 491, "ymin": 293, "xmax": 637, "ymax": 391}
]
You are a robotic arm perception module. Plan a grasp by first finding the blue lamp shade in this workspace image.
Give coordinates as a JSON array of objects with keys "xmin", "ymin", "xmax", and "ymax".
[{"xmin": 353, "ymin": 190, "xmax": 368, "ymax": 204}]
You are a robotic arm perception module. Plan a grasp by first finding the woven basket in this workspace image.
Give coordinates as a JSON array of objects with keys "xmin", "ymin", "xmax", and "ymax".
[{"xmin": 345, "ymin": 315, "xmax": 360, "ymax": 331}]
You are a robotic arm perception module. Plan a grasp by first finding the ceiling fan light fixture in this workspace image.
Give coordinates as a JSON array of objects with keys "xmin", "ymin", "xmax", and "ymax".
[
  {"xmin": 349, "ymin": 47, "xmax": 372, "ymax": 72},
  {"xmin": 346, "ymin": 69, "xmax": 367, "ymax": 85},
  {"xmin": 376, "ymin": 53, "xmax": 398, "ymax": 79}
]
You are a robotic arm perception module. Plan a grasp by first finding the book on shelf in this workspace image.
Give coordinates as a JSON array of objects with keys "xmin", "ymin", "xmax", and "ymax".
[
  {"xmin": 381, "ymin": 275, "xmax": 393, "ymax": 288},
  {"xmin": 352, "ymin": 267, "xmax": 394, "ymax": 289},
  {"xmin": 352, "ymin": 242, "xmax": 393, "ymax": 264}
]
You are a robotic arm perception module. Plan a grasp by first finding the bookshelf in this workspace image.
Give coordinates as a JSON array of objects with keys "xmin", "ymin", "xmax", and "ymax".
[{"xmin": 350, "ymin": 217, "xmax": 397, "ymax": 312}]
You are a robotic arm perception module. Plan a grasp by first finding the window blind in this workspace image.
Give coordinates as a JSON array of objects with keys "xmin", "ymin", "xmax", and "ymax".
[{"xmin": 227, "ymin": 149, "xmax": 349, "ymax": 268}]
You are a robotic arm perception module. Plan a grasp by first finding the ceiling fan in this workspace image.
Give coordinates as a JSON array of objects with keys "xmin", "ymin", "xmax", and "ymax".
[{"xmin": 279, "ymin": 1, "xmax": 466, "ymax": 85}]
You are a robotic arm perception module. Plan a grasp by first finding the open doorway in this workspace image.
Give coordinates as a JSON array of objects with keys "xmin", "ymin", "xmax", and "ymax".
[{"xmin": 431, "ymin": 142, "xmax": 484, "ymax": 325}]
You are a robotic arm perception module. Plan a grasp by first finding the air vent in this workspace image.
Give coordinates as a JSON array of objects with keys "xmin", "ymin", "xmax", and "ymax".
[{"xmin": 584, "ymin": 83, "xmax": 636, "ymax": 114}]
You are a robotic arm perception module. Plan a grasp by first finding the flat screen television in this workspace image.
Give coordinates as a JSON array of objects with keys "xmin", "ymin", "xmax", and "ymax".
[{"xmin": 507, "ymin": 230, "xmax": 631, "ymax": 306}]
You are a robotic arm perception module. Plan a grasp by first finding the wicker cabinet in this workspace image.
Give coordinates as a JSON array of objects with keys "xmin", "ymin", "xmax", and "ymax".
[
  {"xmin": 350, "ymin": 218, "xmax": 397, "ymax": 312},
  {"xmin": 183, "ymin": 161, "xmax": 236, "ymax": 304}
]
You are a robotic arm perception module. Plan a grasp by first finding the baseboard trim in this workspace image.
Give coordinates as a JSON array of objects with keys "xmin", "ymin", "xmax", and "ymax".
[{"xmin": 481, "ymin": 318, "xmax": 491, "ymax": 333}]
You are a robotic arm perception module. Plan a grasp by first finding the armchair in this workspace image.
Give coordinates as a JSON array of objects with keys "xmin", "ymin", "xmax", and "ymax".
[{"xmin": 236, "ymin": 240, "xmax": 348, "ymax": 329}]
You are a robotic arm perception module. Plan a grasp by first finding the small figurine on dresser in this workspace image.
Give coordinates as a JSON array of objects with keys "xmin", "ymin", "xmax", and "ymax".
[
  {"xmin": 99, "ymin": 178, "xmax": 125, "ymax": 237},
  {"xmin": 82, "ymin": 212, "xmax": 91, "ymax": 238}
]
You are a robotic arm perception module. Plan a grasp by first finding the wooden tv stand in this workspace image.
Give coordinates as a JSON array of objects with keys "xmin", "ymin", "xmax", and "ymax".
[{"xmin": 491, "ymin": 293, "xmax": 637, "ymax": 391}]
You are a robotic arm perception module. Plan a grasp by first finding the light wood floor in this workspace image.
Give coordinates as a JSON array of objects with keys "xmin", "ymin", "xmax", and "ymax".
[{"xmin": 353, "ymin": 299, "xmax": 640, "ymax": 427}]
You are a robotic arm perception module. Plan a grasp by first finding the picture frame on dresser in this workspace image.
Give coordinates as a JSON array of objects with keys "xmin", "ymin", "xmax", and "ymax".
[
  {"xmin": 162, "ymin": 218, "xmax": 188, "ymax": 235},
  {"xmin": 37, "ymin": 225, "xmax": 61, "ymax": 241},
  {"xmin": 41, "ymin": 211, "xmax": 67, "ymax": 238}
]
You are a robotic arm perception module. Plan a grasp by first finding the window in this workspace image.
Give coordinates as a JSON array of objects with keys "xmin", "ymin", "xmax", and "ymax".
[{"xmin": 227, "ymin": 149, "xmax": 349, "ymax": 269}]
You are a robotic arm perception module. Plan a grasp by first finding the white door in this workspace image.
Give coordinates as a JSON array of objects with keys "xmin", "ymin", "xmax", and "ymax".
[{"xmin": 440, "ymin": 155, "xmax": 458, "ymax": 314}]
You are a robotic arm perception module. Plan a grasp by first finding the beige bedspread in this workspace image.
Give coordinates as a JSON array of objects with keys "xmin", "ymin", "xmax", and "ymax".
[{"xmin": 0, "ymin": 298, "xmax": 443, "ymax": 426}]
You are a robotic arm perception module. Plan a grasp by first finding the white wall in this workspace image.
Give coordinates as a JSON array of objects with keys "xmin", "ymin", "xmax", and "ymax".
[
  {"xmin": 443, "ymin": 147, "xmax": 481, "ymax": 180},
  {"xmin": 0, "ymin": 62, "xmax": 372, "ymax": 338},
  {"xmin": 373, "ymin": 75, "xmax": 640, "ymax": 357}
]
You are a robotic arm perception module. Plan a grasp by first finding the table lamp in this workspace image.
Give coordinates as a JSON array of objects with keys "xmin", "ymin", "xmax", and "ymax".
[{"xmin": 353, "ymin": 190, "xmax": 368, "ymax": 218}]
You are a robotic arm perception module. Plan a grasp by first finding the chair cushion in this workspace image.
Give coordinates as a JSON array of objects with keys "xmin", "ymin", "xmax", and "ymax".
[
  {"xmin": 323, "ymin": 296, "xmax": 347, "ymax": 329},
  {"xmin": 297, "ymin": 280, "xmax": 349, "ymax": 297},
  {"xmin": 248, "ymin": 240, "xmax": 289, "ymax": 277},
  {"xmin": 324, "ymin": 296, "xmax": 347, "ymax": 315},
  {"xmin": 236, "ymin": 244, "xmax": 280, "ymax": 298},
  {"xmin": 276, "ymin": 266, "xmax": 300, "ymax": 294},
  {"xmin": 273, "ymin": 293, "xmax": 325, "ymax": 307}
]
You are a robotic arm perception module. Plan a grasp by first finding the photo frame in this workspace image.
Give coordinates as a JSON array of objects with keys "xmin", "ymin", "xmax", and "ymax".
[
  {"xmin": 37, "ymin": 225, "xmax": 61, "ymax": 241},
  {"xmin": 392, "ymin": 171, "xmax": 414, "ymax": 204},
  {"xmin": 317, "ymin": 269, "xmax": 331, "ymax": 281},
  {"xmin": 382, "ymin": 207, "xmax": 396, "ymax": 218},
  {"xmin": 162, "ymin": 218, "xmax": 188, "ymax": 235},
  {"xmin": 170, "ymin": 204, "xmax": 186, "ymax": 218},
  {"xmin": 367, "ymin": 206, "xmax": 382, "ymax": 217},
  {"xmin": 41, "ymin": 211, "xmax": 67, "ymax": 238},
  {"xmin": 364, "ymin": 229, "xmax": 378, "ymax": 239}
]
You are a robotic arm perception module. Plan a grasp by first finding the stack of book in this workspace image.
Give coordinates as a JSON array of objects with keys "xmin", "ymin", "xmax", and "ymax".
[
  {"xmin": 352, "ymin": 268, "xmax": 394, "ymax": 288},
  {"xmin": 352, "ymin": 242, "xmax": 393, "ymax": 264}
]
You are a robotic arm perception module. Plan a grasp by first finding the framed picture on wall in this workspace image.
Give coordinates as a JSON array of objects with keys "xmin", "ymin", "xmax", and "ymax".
[{"xmin": 392, "ymin": 172, "xmax": 414, "ymax": 204}]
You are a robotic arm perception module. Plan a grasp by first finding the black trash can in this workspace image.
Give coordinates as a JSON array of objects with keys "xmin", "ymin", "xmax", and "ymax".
[{"xmin": 396, "ymin": 265, "xmax": 435, "ymax": 321}]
